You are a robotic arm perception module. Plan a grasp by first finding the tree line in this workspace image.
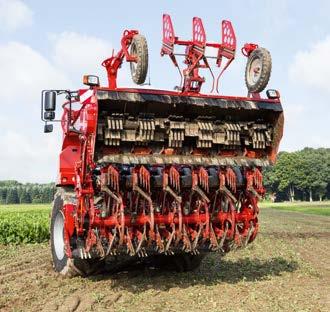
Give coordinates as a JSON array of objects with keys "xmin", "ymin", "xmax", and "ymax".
[
  {"xmin": 0, "ymin": 181, "xmax": 56, "ymax": 204},
  {"xmin": 264, "ymin": 148, "xmax": 330, "ymax": 202}
]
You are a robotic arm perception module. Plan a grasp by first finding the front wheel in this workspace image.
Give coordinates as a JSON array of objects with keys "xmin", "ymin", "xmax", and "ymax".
[{"xmin": 50, "ymin": 187, "xmax": 92, "ymax": 277}]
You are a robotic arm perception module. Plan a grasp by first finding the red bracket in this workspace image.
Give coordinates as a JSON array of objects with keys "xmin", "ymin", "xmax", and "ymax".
[
  {"xmin": 161, "ymin": 14, "xmax": 237, "ymax": 94},
  {"xmin": 241, "ymin": 43, "xmax": 258, "ymax": 57},
  {"xmin": 192, "ymin": 17, "xmax": 206, "ymax": 48},
  {"xmin": 215, "ymin": 20, "xmax": 236, "ymax": 93},
  {"xmin": 162, "ymin": 14, "xmax": 176, "ymax": 56}
]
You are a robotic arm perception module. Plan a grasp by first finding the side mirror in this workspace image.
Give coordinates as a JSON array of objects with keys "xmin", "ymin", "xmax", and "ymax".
[
  {"xmin": 44, "ymin": 91, "xmax": 56, "ymax": 111},
  {"xmin": 44, "ymin": 124, "xmax": 53, "ymax": 133}
]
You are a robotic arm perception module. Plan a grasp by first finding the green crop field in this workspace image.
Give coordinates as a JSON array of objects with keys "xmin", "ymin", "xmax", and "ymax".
[
  {"xmin": 0, "ymin": 203, "xmax": 50, "ymax": 213},
  {"xmin": 0, "ymin": 204, "xmax": 50, "ymax": 244},
  {"xmin": 0, "ymin": 203, "xmax": 329, "ymax": 311}
]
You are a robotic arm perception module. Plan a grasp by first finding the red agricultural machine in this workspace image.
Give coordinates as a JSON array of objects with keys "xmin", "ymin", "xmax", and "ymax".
[{"xmin": 41, "ymin": 14, "xmax": 284, "ymax": 276}]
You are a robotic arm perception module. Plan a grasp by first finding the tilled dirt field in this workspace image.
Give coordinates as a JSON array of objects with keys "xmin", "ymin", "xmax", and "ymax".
[{"xmin": 0, "ymin": 208, "xmax": 329, "ymax": 312}]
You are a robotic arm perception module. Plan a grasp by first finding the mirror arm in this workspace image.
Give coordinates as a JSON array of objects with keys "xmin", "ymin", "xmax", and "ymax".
[
  {"xmin": 68, "ymin": 93, "xmax": 72, "ymax": 133},
  {"xmin": 41, "ymin": 89, "xmax": 79, "ymax": 134}
]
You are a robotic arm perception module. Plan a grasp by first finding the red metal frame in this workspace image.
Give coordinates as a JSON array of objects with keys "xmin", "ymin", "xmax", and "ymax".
[
  {"xmin": 57, "ymin": 84, "xmax": 281, "ymax": 186},
  {"xmin": 58, "ymin": 89, "xmax": 266, "ymax": 256},
  {"xmin": 51, "ymin": 16, "xmax": 283, "ymax": 261},
  {"xmin": 100, "ymin": 16, "xmax": 262, "ymax": 98}
]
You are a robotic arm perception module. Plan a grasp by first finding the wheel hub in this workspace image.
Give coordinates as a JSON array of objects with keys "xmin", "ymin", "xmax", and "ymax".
[
  {"xmin": 248, "ymin": 58, "xmax": 262, "ymax": 84},
  {"xmin": 54, "ymin": 211, "xmax": 65, "ymax": 260}
]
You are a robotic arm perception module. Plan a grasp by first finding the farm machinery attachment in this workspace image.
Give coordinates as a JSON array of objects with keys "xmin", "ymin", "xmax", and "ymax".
[
  {"xmin": 161, "ymin": 14, "xmax": 237, "ymax": 93},
  {"xmin": 41, "ymin": 14, "xmax": 284, "ymax": 276}
]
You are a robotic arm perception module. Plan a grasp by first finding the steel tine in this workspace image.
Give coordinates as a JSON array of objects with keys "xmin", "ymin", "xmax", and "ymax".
[{"xmin": 142, "ymin": 168, "xmax": 145, "ymax": 189}]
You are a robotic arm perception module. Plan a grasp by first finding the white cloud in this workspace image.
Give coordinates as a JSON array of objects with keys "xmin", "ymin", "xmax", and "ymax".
[
  {"xmin": 289, "ymin": 36, "xmax": 330, "ymax": 92},
  {"xmin": 0, "ymin": 32, "xmax": 124, "ymax": 182},
  {"xmin": 50, "ymin": 31, "xmax": 134, "ymax": 87},
  {"xmin": 0, "ymin": 41, "xmax": 71, "ymax": 106},
  {"xmin": 0, "ymin": 31, "xmax": 138, "ymax": 182},
  {"xmin": 286, "ymin": 35, "xmax": 330, "ymax": 151},
  {"xmin": 0, "ymin": 128, "xmax": 60, "ymax": 183},
  {"xmin": 51, "ymin": 32, "xmax": 112, "ymax": 84},
  {"xmin": 0, "ymin": 41, "xmax": 70, "ymax": 182},
  {"xmin": 0, "ymin": 0, "xmax": 33, "ymax": 32}
]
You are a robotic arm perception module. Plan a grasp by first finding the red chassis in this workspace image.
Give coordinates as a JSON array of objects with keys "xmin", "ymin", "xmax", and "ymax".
[
  {"xmin": 56, "ymin": 85, "xmax": 283, "ymax": 259},
  {"xmin": 42, "ymin": 14, "xmax": 283, "ymax": 273}
]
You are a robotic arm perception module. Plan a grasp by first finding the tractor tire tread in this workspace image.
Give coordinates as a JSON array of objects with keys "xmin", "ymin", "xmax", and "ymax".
[
  {"xmin": 51, "ymin": 187, "xmax": 97, "ymax": 278},
  {"xmin": 245, "ymin": 47, "xmax": 272, "ymax": 93},
  {"xmin": 130, "ymin": 34, "xmax": 148, "ymax": 85}
]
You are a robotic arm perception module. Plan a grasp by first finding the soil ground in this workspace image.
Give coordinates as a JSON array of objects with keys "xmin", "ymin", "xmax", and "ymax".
[{"xmin": 0, "ymin": 208, "xmax": 329, "ymax": 312}]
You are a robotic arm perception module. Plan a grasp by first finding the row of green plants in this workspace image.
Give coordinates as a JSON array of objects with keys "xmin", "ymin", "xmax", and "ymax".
[{"xmin": 0, "ymin": 205, "xmax": 50, "ymax": 244}]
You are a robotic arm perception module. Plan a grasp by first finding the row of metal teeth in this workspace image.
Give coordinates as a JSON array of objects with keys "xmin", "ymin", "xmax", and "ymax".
[
  {"xmin": 83, "ymin": 165, "xmax": 263, "ymax": 258},
  {"xmin": 83, "ymin": 218, "xmax": 258, "ymax": 259}
]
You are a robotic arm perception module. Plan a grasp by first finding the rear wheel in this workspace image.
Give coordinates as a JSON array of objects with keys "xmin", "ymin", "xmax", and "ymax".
[
  {"xmin": 50, "ymin": 187, "xmax": 93, "ymax": 277},
  {"xmin": 130, "ymin": 34, "xmax": 148, "ymax": 85}
]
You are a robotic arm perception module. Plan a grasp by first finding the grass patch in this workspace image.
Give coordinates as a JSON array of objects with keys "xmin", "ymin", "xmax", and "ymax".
[
  {"xmin": 260, "ymin": 201, "xmax": 330, "ymax": 216},
  {"xmin": 0, "ymin": 204, "xmax": 51, "ymax": 244}
]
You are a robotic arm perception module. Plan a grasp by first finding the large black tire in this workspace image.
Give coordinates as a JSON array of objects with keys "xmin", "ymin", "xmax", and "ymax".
[
  {"xmin": 245, "ymin": 47, "xmax": 272, "ymax": 93},
  {"xmin": 50, "ymin": 187, "xmax": 96, "ymax": 277},
  {"xmin": 130, "ymin": 34, "xmax": 148, "ymax": 85}
]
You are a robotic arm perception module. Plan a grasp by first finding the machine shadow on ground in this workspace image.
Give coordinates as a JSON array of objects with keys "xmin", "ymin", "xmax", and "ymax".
[{"xmin": 88, "ymin": 256, "xmax": 299, "ymax": 293}]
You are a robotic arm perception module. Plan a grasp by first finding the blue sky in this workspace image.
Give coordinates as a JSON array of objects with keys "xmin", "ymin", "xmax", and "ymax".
[{"xmin": 0, "ymin": 0, "xmax": 329, "ymax": 182}]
